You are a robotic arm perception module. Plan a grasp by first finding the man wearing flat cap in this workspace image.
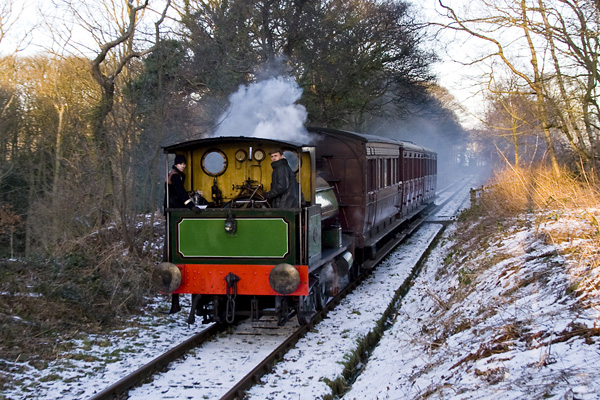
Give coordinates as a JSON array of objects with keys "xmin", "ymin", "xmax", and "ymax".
[
  {"xmin": 164, "ymin": 154, "xmax": 197, "ymax": 211},
  {"xmin": 263, "ymin": 150, "xmax": 300, "ymax": 208},
  {"xmin": 163, "ymin": 154, "xmax": 197, "ymax": 315}
]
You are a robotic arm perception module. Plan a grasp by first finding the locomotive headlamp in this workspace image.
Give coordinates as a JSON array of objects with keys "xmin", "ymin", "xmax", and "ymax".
[
  {"xmin": 224, "ymin": 211, "xmax": 237, "ymax": 233},
  {"xmin": 152, "ymin": 262, "xmax": 182, "ymax": 293},
  {"xmin": 269, "ymin": 263, "xmax": 300, "ymax": 295}
]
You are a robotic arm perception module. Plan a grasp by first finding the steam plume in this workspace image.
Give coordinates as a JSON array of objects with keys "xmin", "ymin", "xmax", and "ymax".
[{"xmin": 213, "ymin": 76, "xmax": 312, "ymax": 143}]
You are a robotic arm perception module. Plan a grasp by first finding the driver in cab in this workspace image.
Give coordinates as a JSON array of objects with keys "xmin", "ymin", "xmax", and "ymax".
[{"xmin": 263, "ymin": 150, "xmax": 300, "ymax": 208}]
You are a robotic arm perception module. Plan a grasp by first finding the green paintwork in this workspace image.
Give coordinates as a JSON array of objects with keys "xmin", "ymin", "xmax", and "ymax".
[
  {"xmin": 178, "ymin": 217, "xmax": 288, "ymax": 257},
  {"xmin": 167, "ymin": 209, "xmax": 299, "ymax": 264},
  {"xmin": 308, "ymin": 205, "xmax": 322, "ymax": 259}
]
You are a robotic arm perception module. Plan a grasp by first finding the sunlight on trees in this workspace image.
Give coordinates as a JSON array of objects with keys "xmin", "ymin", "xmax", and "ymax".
[
  {"xmin": 435, "ymin": 0, "xmax": 600, "ymax": 175},
  {"xmin": 482, "ymin": 79, "xmax": 542, "ymax": 168}
]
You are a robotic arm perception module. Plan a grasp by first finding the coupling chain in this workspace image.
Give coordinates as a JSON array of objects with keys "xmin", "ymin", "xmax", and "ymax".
[{"xmin": 225, "ymin": 273, "xmax": 240, "ymax": 324}]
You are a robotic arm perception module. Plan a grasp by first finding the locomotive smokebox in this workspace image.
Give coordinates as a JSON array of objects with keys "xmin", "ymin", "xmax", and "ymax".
[
  {"xmin": 315, "ymin": 177, "xmax": 339, "ymax": 221},
  {"xmin": 269, "ymin": 263, "xmax": 300, "ymax": 295},
  {"xmin": 152, "ymin": 262, "xmax": 182, "ymax": 293}
]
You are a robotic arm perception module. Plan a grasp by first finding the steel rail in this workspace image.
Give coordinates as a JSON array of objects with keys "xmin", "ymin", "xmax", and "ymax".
[
  {"xmin": 219, "ymin": 184, "xmax": 471, "ymax": 399},
  {"xmin": 426, "ymin": 178, "xmax": 475, "ymax": 225},
  {"xmin": 87, "ymin": 212, "xmax": 425, "ymax": 400},
  {"xmin": 88, "ymin": 322, "xmax": 224, "ymax": 400}
]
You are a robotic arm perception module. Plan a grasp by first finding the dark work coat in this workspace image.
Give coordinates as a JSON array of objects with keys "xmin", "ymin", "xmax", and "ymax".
[
  {"xmin": 264, "ymin": 158, "xmax": 300, "ymax": 208},
  {"xmin": 164, "ymin": 167, "xmax": 192, "ymax": 210}
]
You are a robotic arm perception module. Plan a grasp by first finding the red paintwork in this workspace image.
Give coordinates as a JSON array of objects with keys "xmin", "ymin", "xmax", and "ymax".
[{"xmin": 173, "ymin": 264, "xmax": 309, "ymax": 296}]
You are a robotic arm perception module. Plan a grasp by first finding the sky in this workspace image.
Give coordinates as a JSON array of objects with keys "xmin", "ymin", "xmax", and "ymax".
[{"xmin": 410, "ymin": 0, "xmax": 487, "ymax": 128}]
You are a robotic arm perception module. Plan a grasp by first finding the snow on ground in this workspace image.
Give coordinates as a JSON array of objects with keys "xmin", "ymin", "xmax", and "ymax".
[
  {"xmin": 2, "ymin": 301, "xmax": 208, "ymax": 400},
  {"xmin": 1, "ymin": 223, "xmax": 443, "ymax": 400},
  {"xmin": 345, "ymin": 212, "xmax": 600, "ymax": 400},
  {"xmin": 126, "ymin": 318, "xmax": 299, "ymax": 399},
  {"xmin": 0, "ymin": 177, "xmax": 471, "ymax": 399}
]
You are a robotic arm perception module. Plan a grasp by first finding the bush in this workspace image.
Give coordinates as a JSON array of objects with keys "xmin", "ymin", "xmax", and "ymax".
[{"xmin": 0, "ymin": 214, "xmax": 165, "ymax": 362}]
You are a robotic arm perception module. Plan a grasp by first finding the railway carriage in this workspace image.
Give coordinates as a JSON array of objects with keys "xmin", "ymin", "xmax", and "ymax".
[{"xmin": 153, "ymin": 127, "xmax": 436, "ymax": 325}]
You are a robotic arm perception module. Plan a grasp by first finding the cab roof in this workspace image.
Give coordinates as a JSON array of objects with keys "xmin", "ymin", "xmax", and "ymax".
[{"xmin": 163, "ymin": 135, "xmax": 309, "ymax": 153}]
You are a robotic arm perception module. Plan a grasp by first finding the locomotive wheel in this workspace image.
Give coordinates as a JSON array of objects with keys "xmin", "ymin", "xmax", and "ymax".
[
  {"xmin": 315, "ymin": 281, "xmax": 329, "ymax": 311},
  {"xmin": 297, "ymin": 285, "xmax": 318, "ymax": 325}
]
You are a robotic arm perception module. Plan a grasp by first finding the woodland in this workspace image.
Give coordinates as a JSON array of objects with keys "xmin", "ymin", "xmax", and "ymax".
[{"xmin": 0, "ymin": 0, "xmax": 599, "ymax": 330}]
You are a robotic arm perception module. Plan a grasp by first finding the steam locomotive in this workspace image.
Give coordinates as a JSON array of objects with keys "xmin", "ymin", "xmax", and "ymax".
[{"xmin": 153, "ymin": 127, "xmax": 437, "ymax": 325}]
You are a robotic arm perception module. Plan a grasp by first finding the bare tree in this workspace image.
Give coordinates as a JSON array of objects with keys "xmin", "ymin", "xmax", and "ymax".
[
  {"xmin": 0, "ymin": 0, "xmax": 34, "ymax": 120},
  {"xmin": 437, "ymin": 0, "xmax": 563, "ymax": 176},
  {"xmin": 1, "ymin": 55, "xmax": 96, "ymax": 252},
  {"xmin": 541, "ymin": 0, "xmax": 600, "ymax": 164},
  {"xmin": 49, "ymin": 0, "xmax": 172, "ymax": 228},
  {"xmin": 484, "ymin": 78, "xmax": 542, "ymax": 168},
  {"xmin": 0, "ymin": 0, "xmax": 34, "ymax": 52}
]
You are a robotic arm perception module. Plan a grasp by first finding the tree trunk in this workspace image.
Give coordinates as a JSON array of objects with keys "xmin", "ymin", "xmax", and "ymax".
[
  {"xmin": 538, "ymin": 0, "xmax": 589, "ymax": 162},
  {"xmin": 52, "ymin": 103, "xmax": 66, "ymax": 211},
  {"xmin": 520, "ymin": 0, "xmax": 561, "ymax": 176}
]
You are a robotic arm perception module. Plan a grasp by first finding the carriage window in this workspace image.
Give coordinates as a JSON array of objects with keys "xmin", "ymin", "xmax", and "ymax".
[
  {"xmin": 386, "ymin": 159, "xmax": 392, "ymax": 186},
  {"xmin": 368, "ymin": 159, "xmax": 376, "ymax": 192},
  {"xmin": 201, "ymin": 149, "xmax": 228, "ymax": 176},
  {"xmin": 377, "ymin": 159, "xmax": 382, "ymax": 189}
]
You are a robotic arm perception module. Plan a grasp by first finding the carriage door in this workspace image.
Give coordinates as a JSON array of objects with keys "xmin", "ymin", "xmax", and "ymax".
[
  {"xmin": 397, "ymin": 148, "xmax": 404, "ymax": 217},
  {"xmin": 366, "ymin": 156, "xmax": 377, "ymax": 228}
]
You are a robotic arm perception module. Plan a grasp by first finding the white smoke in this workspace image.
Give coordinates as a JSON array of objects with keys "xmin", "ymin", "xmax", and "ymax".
[{"xmin": 213, "ymin": 76, "xmax": 312, "ymax": 143}]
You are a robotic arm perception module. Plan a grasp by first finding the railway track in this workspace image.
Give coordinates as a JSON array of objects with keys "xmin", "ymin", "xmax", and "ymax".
[
  {"xmin": 88, "ymin": 177, "xmax": 474, "ymax": 400},
  {"xmin": 87, "ymin": 324, "xmax": 224, "ymax": 400}
]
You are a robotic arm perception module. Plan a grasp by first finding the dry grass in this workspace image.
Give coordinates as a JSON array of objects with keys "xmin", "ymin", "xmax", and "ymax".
[
  {"xmin": 464, "ymin": 164, "xmax": 600, "ymax": 313},
  {"xmin": 478, "ymin": 165, "xmax": 600, "ymax": 218},
  {"xmin": 395, "ymin": 165, "xmax": 600, "ymax": 399}
]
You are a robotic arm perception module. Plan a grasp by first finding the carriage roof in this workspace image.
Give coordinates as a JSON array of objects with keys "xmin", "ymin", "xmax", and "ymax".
[{"xmin": 307, "ymin": 127, "xmax": 435, "ymax": 154}]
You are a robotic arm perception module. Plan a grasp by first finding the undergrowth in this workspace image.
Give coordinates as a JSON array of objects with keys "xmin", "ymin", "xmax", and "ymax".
[
  {"xmin": 470, "ymin": 164, "xmax": 600, "ymax": 219},
  {"xmin": 0, "ymin": 214, "xmax": 165, "ymax": 365}
]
